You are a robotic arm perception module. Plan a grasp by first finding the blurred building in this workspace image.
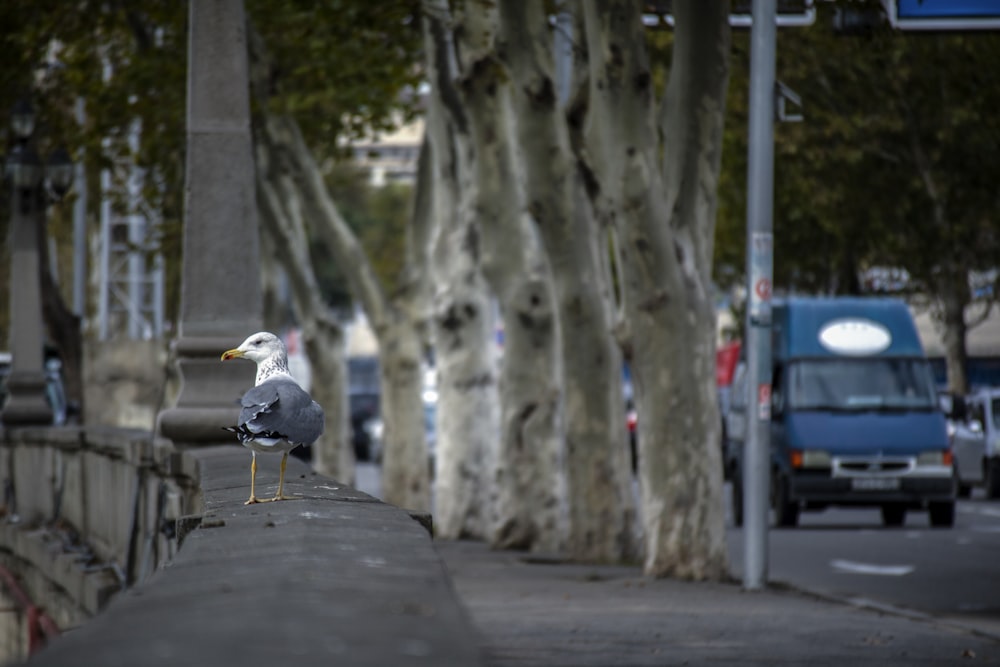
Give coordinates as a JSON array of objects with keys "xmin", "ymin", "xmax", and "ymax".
[
  {"xmin": 349, "ymin": 115, "xmax": 424, "ymax": 187},
  {"xmin": 912, "ymin": 305, "xmax": 1000, "ymax": 390}
]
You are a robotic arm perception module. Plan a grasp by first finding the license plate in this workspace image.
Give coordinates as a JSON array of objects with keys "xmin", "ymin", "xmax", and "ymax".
[{"xmin": 851, "ymin": 477, "xmax": 901, "ymax": 491}]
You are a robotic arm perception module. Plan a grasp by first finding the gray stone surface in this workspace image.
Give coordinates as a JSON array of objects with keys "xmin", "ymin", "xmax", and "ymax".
[
  {"xmin": 0, "ymin": 425, "xmax": 198, "ymax": 653},
  {"xmin": 2, "ymin": 174, "xmax": 52, "ymax": 427},
  {"xmin": 439, "ymin": 540, "xmax": 1000, "ymax": 666},
  {"xmin": 83, "ymin": 340, "xmax": 168, "ymax": 430},
  {"xmin": 158, "ymin": 0, "xmax": 262, "ymax": 444},
  {"xmin": 26, "ymin": 447, "xmax": 486, "ymax": 667},
  {"xmin": 176, "ymin": 0, "xmax": 260, "ymax": 336}
]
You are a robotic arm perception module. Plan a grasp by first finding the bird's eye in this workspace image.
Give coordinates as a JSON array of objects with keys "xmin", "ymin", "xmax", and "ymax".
[{"xmin": 252, "ymin": 338, "xmax": 262, "ymax": 346}]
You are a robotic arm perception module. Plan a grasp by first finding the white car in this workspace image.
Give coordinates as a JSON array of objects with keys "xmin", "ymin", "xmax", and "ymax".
[{"xmin": 951, "ymin": 388, "xmax": 1000, "ymax": 498}]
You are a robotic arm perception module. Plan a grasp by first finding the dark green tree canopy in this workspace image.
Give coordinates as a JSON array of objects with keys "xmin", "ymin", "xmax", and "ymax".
[
  {"xmin": 715, "ymin": 2, "xmax": 1000, "ymax": 301},
  {"xmin": 0, "ymin": 1, "xmax": 423, "ymax": 326}
]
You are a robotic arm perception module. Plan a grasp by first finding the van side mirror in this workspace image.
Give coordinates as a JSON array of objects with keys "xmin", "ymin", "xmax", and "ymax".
[{"xmin": 771, "ymin": 388, "xmax": 784, "ymax": 419}]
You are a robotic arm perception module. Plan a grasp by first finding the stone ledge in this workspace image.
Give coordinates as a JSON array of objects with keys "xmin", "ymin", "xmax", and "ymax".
[{"xmin": 24, "ymin": 445, "xmax": 486, "ymax": 666}]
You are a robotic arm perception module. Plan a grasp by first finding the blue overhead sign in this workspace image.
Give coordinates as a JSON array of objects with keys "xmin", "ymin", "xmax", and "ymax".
[
  {"xmin": 898, "ymin": 0, "xmax": 1000, "ymax": 18},
  {"xmin": 885, "ymin": 0, "xmax": 1000, "ymax": 29}
]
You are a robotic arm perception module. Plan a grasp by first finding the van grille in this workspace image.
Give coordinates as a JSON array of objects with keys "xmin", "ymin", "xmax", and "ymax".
[{"xmin": 834, "ymin": 457, "xmax": 912, "ymax": 476}]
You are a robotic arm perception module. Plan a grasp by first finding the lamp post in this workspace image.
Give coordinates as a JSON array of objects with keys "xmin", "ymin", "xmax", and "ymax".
[{"xmin": 2, "ymin": 99, "xmax": 74, "ymax": 426}]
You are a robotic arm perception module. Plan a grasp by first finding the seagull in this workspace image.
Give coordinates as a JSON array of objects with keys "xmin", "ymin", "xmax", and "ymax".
[{"xmin": 221, "ymin": 332, "xmax": 324, "ymax": 504}]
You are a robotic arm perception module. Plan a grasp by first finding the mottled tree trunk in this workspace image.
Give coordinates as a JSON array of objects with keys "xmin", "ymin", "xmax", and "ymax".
[
  {"xmin": 499, "ymin": 1, "xmax": 636, "ymax": 562},
  {"xmin": 377, "ymin": 315, "xmax": 430, "ymax": 510},
  {"xmin": 259, "ymin": 242, "xmax": 291, "ymax": 334},
  {"xmin": 906, "ymin": 96, "xmax": 976, "ymax": 395},
  {"xmin": 422, "ymin": 3, "xmax": 500, "ymax": 539},
  {"xmin": 582, "ymin": 0, "xmax": 729, "ymax": 579},
  {"xmin": 256, "ymin": 159, "xmax": 353, "ymax": 484},
  {"xmin": 286, "ymin": 118, "xmax": 429, "ymax": 512},
  {"xmin": 450, "ymin": 0, "xmax": 565, "ymax": 552},
  {"xmin": 940, "ymin": 277, "xmax": 970, "ymax": 395},
  {"xmin": 249, "ymin": 27, "xmax": 429, "ymax": 511}
]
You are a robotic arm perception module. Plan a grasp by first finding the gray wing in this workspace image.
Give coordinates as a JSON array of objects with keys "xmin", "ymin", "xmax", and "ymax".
[{"xmin": 239, "ymin": 377, "xmax": 325, "ymax": 445}]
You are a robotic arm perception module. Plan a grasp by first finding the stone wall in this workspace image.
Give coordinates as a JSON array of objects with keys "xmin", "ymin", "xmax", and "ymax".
[
  {"xmin": 0, "ymin": 428, "xmax": 484, "ymax": 667},
  {"xmin": 0, "ymin": 588, "xmax": 28, "ymax": 663},
  {"xmin": 0, "ymin": 431, "xmax": 486, "ymax": 667},
  {"xmin": 0, "ymin": 426, "xmax": 200, "ymax": 662},
  {"xmin": 82, "ymin": 341, "xmax": 171, "ymax": 429}
]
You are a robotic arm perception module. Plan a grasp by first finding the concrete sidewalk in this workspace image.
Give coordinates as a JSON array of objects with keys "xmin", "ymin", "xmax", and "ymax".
[{"xmin": 436, "ymin": 540, "xmax": 1000, "ymax": 666}]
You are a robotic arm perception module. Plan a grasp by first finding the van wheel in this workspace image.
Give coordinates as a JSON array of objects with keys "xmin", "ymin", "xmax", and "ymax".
[
  {"xmin": 881, "ymin": 504, "xmax": 906, "ymax": 527},
  {"xmin": 984, "ymin": 458, "xmax": 1000, "ymax": 499},
  {"xmin": 771, "ymin": 474, "xmax": 799, "ymax": 528},
  {"xmin": 929, "ymin": 501, "xmax": 955, "ymax": 527}
]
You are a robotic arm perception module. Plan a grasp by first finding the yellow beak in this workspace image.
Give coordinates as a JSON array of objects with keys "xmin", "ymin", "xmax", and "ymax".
[{"xmin": 221, "ymin": 348, "xmax": 244, "ymax": 361}]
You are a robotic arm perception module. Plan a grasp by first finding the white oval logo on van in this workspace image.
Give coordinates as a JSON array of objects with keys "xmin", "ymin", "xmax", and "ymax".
[{"xmin": 818, "ymin": 318, "xmax": 892, "ymax": 355}]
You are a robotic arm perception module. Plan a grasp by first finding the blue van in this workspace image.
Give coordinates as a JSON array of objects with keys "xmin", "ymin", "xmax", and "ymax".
[{"xmin": 728, "ymin": 297, "xmax": 955, "ymax": 528}]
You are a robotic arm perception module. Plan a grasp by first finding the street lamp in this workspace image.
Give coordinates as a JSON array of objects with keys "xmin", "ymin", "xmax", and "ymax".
[
  {"xmin": 9, "ymin": 99, "xmax": 36, "ymax": 140},
  {"xmin": 2, "ymin": 99, "xmax": 75, "ymax": 426}
]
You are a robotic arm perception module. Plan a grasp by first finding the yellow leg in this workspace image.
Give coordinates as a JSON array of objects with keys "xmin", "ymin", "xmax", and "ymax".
[
  {"xmin": 245, "ymin": 452, "xmax": 261, "ymax": 505},
  {"xmin": 268, "ymin": 452, "xmax": 295, "ymax": 502}
]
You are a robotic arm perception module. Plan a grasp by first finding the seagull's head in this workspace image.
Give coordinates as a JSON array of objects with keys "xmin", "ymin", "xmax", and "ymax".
[{"xmin": 221, "ymin": 331, "xmax": 287, "ymax": 365}]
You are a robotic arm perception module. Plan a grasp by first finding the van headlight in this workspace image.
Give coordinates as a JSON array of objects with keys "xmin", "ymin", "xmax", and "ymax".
[
  {"xmin": 917, "ymin": 450, "xmax": 952, "ymax": 466},
  {"xmin": 791, "ymin": 449, "xmax": 831, "ymax": 469}
]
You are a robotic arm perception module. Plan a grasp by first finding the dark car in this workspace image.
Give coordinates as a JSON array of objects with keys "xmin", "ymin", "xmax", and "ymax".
[
  {"xmin": 289, "ymin": 353, "xmax": 383, "ymax": 463},
  {"xmin": 349, "ymin": 391, "xmax": 381, "ymax": 461}
]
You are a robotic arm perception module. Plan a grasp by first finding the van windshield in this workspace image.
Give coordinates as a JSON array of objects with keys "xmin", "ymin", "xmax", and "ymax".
[{"xmin": 786, "ymin": 358, "xmax": 938, "ymax": 411}]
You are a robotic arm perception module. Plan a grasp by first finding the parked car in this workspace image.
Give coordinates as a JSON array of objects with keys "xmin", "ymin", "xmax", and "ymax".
[
  {"xmin": 0, "ymin": 352, "xmax": 73, "ymax": 426},
  {"xmin": 288, "ymin": 390, "xmax": 382, "ymax": 463},
  {"xmin": 348, "ymin": 391, "xmax": 380, "ymax": 461},
  {"xmin": 353, "ymin": 399, "xmax": 436, "ymax": 470},
  {"xmin": 950, "ymin": 388, "xmax": 1000, "ymax": 498}
]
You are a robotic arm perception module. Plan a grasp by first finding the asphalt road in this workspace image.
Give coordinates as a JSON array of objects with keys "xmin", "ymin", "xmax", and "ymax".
[{"xmin": 727, "ymin": 490, "xmax": 1000, "ymax": 635}]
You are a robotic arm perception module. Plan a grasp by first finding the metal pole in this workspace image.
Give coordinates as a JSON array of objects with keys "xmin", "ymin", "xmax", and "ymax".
[
  {"xmin": 743, "ymin": 0, "xmax": 777, "ymax": 591},
  {"xmin": 152, "ymin": 252, "xmax": 165, "ymax": 337},
  {"xmin": 127, "ymin": 117, "xmax": 145, "ymax": 339},
  {"xmin": 72, "ymin": 97, "xmax": 88, "ymax": 318},
  {"xmin": 98, "ymin": 168, "xmax": 112, "ymax": 341}
]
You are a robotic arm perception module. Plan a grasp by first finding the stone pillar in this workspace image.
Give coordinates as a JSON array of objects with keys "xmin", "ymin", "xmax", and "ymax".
[
  {"xmin": 157, "ymin": 0, "xmax": 261, "ymax": 443},
  {"xmin": 1, "ymin": 187, "xmax": 53, "ymax": 426}
]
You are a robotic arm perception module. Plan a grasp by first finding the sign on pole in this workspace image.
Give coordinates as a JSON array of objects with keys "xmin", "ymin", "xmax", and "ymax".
[{"xmin": 882, "ymin": 0, "xmax": 1000, "ymax": 30}]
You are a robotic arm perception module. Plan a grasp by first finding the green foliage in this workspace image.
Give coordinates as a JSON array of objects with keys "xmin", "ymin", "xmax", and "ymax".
[
  {"xmin": 311, "ymin": 163, "xmax": 413, "ymax": 309},
  {"xmin": 245, "ymin": 1, "xmax": 423, "ymax": 309},
  {"xmin": 247, "ymin": 1, "xmax": 424, "ymax": 158},
  {"xmin": 1, "ymin": 1, "xmax": 189, "ymax": 333},
  {"xmin": 0, "ymin": 1, "xmax": 423, "ymax": 333},
  {"xmin": 714, "ymin": 2, "xmax": 1000, "ymax": 300}
]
